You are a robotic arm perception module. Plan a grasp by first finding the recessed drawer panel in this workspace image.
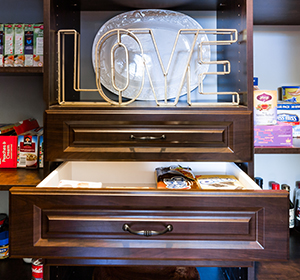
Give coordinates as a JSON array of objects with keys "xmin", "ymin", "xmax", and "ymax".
[{"xmin": 44, "ymin": 209, "xmax": 256, "ymax": 239}]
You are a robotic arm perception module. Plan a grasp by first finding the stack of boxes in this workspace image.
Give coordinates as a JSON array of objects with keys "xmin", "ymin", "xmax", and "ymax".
[{"xmin": 0, "ymin": 23, "xmax": 43, "ymax": 67}]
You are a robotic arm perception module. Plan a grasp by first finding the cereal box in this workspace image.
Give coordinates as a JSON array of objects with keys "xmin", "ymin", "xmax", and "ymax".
[
  {"xmin": 33, "ymin": 24, "xmax": 43, "ymax": 67},
  {"xmin": 17, "ymin": 127, "xmax": 43, "ymax": 169},
  {"xmin": 0, "ymin": 24, "xmax": 4, "ymax": 67},
  {"xmin": 24, "ymin": 24, "xmax": 34, "ymax": 66},
  {"xmin": 0, "ymin": 136, "xmax": 18, "ymax": 168},
  {"xmin": 4, "ymin": 24, "xmax": 14, "ymax": 67},
  {"xmin": 13, "ymin": 24, "xmax": 25, "ymax": 67}
]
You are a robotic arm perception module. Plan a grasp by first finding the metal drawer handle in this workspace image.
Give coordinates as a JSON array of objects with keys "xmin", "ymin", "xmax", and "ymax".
[
  {"xmin": 123, "ymin": 224, "xmax": 173, "ymax": 237},
  {"xmin": 130, "ymin": 134, "xmax": 166, "ymax": 140}
]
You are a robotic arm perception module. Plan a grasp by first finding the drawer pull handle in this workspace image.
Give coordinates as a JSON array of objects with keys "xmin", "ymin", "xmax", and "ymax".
[
  {"xmin": 130, "ymin": 134, "xmax": 166, "ymax": 141},
  {"xmin": 123, "ymin": 224, "xmax": 173, "ymax": 237}
]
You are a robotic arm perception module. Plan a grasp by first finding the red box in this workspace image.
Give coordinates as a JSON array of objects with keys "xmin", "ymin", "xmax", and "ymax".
[
  {"xmin": 0, "ymin": 136, "xmax": 18, "ymax": 168},
  {"xmin": 0, "ymin": 118, "xmax": 39, "ymax": 168}
]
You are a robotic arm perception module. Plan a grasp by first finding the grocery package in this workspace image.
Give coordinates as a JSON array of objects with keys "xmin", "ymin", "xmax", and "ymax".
[
  {"xmin": 0, "ymin": 118, "xmax": 40, "ymax": 168},
  {"xmin": 277, "ymin": 102, "xmax": 300, "ymax": 137},
  {"xmin": 196, "ymin": 175, "xmax": 246, "ymax": 190},
  {"xmin": 4, "ymin": 23, "xmax": 14, "ymax": 67},
  {"xmin": 17, "ymin": 127, "xmax": 43, "ymax": 169},
  {"xmin": 155, "ymin": 165, "xmax": 200, "ymax": 190},
  {"xmin": 24, "ymin": 24, "xmax": 34, "ymax": 66},
  {"xmin": 254, "ymin": 124, "xmax": 293, "ymax": 147},
  {"xmin": 281, "ymin": 86, "xmax": 300, "ymax": 103},
  {"xmin": 1, "ymin": 22, "xmax": 43, "ymax": 67},
  {"xmin": 253, "ymin": 90, "xmax": 277, "ymax": 125},
  {"xmin": 33, "ymin": 24, "xmax": 43, "ymax": 67},
  {"xmin": 39, "ymin": 135, "xmax": 43, "ymax": 168},
  {"xmin": 13, "ymin": 23, "xmax": 25, "ymax": 67}
]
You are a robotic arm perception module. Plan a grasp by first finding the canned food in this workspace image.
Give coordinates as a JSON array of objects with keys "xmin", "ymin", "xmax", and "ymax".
[
  {"xmin": 282, "ymin": 86, "xmax": 300, "ymax": 102},
  {"xmin": 0, "ymin": 231, "xmax": 9, "ymax": 259},
  {"xmin": 32, "ymin": 258, "xmax": 43, "ymax": 280}
]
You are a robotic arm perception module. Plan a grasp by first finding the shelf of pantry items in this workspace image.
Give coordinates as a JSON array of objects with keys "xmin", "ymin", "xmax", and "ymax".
[
  {"xmin": 0, "ymin": 169, "xmax": 43, "ymax": 191},
  {"xmin": 254, "ymin": 138, "xmax": 300, "ymax": 154},
  {"xmin": 0, "ymin": 67, "xmax": 43, "ymax": 75}
]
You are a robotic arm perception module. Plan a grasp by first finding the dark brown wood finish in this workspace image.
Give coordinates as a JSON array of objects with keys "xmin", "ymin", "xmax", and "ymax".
[
  {"xmin": 9, "ymin": 187, "xmax": 288, "ymax": 262},
  {"xmin": 45, "ymin": 109, "xmax": 252, "ymax": 162},
  {"xmin": 0, "ymin": 169, "xmax": 43, "ymax": 191}
]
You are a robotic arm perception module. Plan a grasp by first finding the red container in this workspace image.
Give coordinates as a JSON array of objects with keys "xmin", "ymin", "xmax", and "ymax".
[{"xmin": 32, "ymin": 259, "xmax": 43, "ymax": 280}]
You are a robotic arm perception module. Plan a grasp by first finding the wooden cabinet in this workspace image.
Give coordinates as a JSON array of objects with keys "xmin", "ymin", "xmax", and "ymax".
[
  {"xmin": 5, "ymin": 0, "xmax": 299, "ymax": 279},
  {"xmin": 9, "ymin": 161, "xmax": 289, "ymax": 264},
  {"xmin": 42, "ymin": 0, "xmax": 253, "ymax": 164}
]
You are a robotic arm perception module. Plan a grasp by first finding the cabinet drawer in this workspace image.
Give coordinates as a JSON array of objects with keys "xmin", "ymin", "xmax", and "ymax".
[
  {"xmin": 45, "ymin": 109, "xmax": 252, "ymax": 162},
  {"xmin": 9, "ymin": 162, "xmax": 288, "ymax": 263}
]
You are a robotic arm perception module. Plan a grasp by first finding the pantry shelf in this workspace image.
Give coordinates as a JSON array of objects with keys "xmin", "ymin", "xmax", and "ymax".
[
  {"xmin": 0, "ymin": 67, "xmax": 43, "ymax": 75},
  {"xmin": 254, "ymin": 138, "xmax": 300, "ymax": 154},
  {"xmin": 0, "ymin": 169, "xmax": 43, "ymax": 191}
]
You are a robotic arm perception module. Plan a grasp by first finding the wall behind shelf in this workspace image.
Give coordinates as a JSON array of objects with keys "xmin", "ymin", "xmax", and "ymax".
[{"xmin": 253, "ymin": 25, "xmax": 300, "ymax": 199}]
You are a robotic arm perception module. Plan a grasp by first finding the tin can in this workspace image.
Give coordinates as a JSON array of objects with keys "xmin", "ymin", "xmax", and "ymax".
[
  {"xmin": 32, "ymin": 258, "xmax": 43, "ymax": 280},
  {"xmin": 282, "ymin": 86, "xmax": 300, "ymax": 102},
  {"xmin": 0, "ymin": 231, "xmax": 9, "ymax": 259}
]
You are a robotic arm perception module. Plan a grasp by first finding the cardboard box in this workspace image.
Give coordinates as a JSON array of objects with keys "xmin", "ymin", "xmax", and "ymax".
[
  {"xmin": 33, "ymin": 24, "xmax": 43, "ymax": 67},
  {"xmin": 39, "ymin": 135, "xmax": 43, "ymax": 168},
  {"xmin": 0, "ymin": 24, "xmax": 3, "ymax": 67},
  {"xmin": 254, "ymin": 124, "xmax": 293, "ymax": 147},
  {"xmin": 24, "ymin": 24, "xmax": 34, "ymax": 66},
  {"xmin": 0, "ymin": 136, "xmax": 18, "ymax": 168},
  {"xmin": 17, "ymin": 127, "xmax": 43, "ymax": 169},
  {"xmin": 14, "ymin": 23, "xmax": 25, "ymax": 67},
  {"xmin": 277, "ymin": 102, "xmax": 300, "ymax": 137},
  {"xmin": 0, "ymin": 118, "xmax": 40, "ymax": 168},
  {"xmin": 4, "ymin": 24, "xmax": 14, "ymax": 67}
]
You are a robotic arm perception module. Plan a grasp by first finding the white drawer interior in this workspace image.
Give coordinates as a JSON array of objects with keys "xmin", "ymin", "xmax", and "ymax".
[{"xmin": 37, "ymin": 161, "xmax": 260, "ymax": 190}]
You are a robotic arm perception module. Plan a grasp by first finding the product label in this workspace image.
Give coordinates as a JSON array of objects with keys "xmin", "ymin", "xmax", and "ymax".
[
  {"xmin": 17, "ymin": 135, "xmax": 38, "ymax": 168},
  {"xmin": 254, "ymin": 90, "xmax": 277, "ymax": 125},
  {"xmin": 0, "ymin": 245, "xmax": 9, "ymax": 259}
]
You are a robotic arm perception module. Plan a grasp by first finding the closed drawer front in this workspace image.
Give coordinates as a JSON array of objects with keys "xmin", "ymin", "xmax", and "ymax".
[
  {"xmin": 10, "ymin": 188, "xmax": 288, "ymax": 262},
  {"xmin": 46, "ymin": 109, "xmax": 252, "ymax": 162}
]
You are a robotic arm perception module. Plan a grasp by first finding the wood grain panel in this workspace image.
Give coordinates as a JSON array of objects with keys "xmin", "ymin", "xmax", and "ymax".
[
  {"xmin": 45, "ymin": 109, "xmax": 252, "ymax": 162},
  {"xmin": 9, "ymin": 187, "xmax": 288, "ymax": 262}
]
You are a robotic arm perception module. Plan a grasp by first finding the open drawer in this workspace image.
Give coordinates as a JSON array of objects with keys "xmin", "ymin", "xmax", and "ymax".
[{"xmin": 9, "ymin": 161, "xmax": 289, "ymax": 263}]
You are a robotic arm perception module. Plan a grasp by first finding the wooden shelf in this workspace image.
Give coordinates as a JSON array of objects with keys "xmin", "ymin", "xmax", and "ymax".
[
  {"xmin": 254, "ymin": 138, "xmax": 300, "ymax": 154},
  {"xmin": 0, "ymin": 67, "xmax": 43, "ymax": 75},
  {"xmin": 0, "ymin": 169, "xmax": 43, "ymax": 191}
]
